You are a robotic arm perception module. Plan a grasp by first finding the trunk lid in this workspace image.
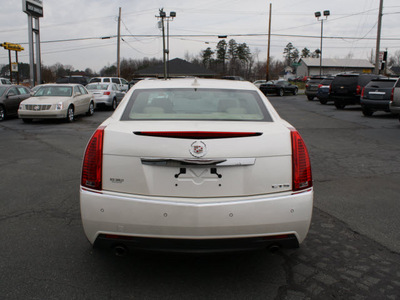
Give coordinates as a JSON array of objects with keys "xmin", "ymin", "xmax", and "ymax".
[{"xmin": 101, "ymin": 121, "xmax": 293, "ymax": 198}]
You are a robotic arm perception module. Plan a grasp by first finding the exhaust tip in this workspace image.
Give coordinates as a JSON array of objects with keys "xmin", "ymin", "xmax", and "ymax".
[
  {"xmin": 113, "ymin": 245, "xmax": 128, "ymax": 257},
  {"xmin": 268, "ymin": 245, "xmax": 280, "ymax": 253}
]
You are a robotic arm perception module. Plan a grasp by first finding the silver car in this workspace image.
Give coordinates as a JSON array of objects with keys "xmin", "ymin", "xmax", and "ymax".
[
  {"xmin": 86, "ymin": 83, "xmax": 125, "ymax": 110},
  {"xmin": 390, "ymin": 78, "xmax": 400, "ymax": 121}
]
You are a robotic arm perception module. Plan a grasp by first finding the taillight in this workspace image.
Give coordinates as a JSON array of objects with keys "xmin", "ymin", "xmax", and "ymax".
[
  {"xmin": 305, "ymin": 84, "xmax": 309, "ymax": 88},
  {"xmin": 361, "ymin": 87, "xmax": 365, "ymax": 98},
  {"xmin": 318, "ymin": 84, "xmax": 323, "ymax": 88},
  {"xmin": 290, "ymin": 128, "xmax": 312, "ymax": 192},
  {"xmin": 81, "ymin": 126, "xmax": 105, "ymax": 190},
  {"xmin": 103, "ymin": 91, "xmax": 111, "ymax": 95},
  {"xmin": 356, "ymin": 85, "xmax": 361, "ymax": 95},
  {"xmin": 390, "ymin": 87, "xmax": 394, "ymax": 103},
  {"xmin": 329, "ymin": 85, "xmax": 332, "ymax": 94}
]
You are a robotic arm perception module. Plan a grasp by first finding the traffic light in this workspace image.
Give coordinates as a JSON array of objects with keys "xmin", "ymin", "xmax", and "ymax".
[{"xmin": 0, "ymin": 42, "xmax": 24, "ymax": 52}]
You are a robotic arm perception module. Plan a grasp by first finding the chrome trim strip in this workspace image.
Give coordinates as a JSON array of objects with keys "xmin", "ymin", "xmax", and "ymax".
[{"xmin": 141, "ymin": 157, "xmax": 256, "ymax": 167}]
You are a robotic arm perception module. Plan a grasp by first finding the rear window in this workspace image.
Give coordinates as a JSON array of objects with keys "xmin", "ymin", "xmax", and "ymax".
[
  {"xmin": 320, "ymin": 78, "xmax": 334, "ymax": 85},
  {"xmin": 333, "ymin": 75, "xmax": 358, "ymax": 85},
  {"xmin": 86, "ymin": 83, "xmax": 109, "ymax": 90},
  {"xmin": 365, "ymin": 80, "xmax": 396, "ymax": 89},
  {"xmin": 308, "ymin": 79, "xmax": 323, "ymax": 84},
  {"xmin": 89, "ymin": 78, "xmax": 101, "ymax": 83},
  {"xmin": 121, "ymin": 88, "xmax": 272, "ymax": 121}
]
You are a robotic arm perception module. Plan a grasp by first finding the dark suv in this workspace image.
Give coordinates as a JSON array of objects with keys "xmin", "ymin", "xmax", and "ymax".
[
  {"xmin": 360, "ymin": 78, "xmax": 397, "ymax": 116},
  {"xmin": 305, "ymin": 77, "xmax": 325, "ymax": 101},
  {"xmin": 330, "ymin": 73, "xmax": 383, "ymax": 109}
]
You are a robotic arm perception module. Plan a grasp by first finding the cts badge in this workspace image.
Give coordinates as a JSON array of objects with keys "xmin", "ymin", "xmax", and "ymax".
[{"xmin": 190, "ymin": 141, "xmax": 207, "ymax": 158}]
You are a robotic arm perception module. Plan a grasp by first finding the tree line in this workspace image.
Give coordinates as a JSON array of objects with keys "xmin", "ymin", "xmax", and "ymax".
[{"xmin": 2, "ymin": 41, "xmax": 400, "ymax": 83}]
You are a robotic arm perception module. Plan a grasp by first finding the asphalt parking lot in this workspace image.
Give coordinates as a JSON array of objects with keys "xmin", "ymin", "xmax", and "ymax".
[{"xmin": 1, "ymin": 97, "xmax": 400, "ymax": 299}]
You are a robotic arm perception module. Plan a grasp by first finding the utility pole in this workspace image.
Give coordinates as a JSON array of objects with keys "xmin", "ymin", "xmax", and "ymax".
[
  {"xmin": 156, "ymin": 9, "xmax": 176, "ymax": 79},
  {"xmin": 117, "ymin": 7, "xmax": 121, "ymax": 77},
  {"xmin": 266, "ymin": 3, "xmax": 272, "ymax": 81},
  {"xmin": 374, "ymin": 0, "xmax": 384, "ymax": 74}
]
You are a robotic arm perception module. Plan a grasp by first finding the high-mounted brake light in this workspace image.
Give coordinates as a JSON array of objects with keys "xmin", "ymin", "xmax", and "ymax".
[
  {"xmin": 290, "ymin": 128, "xmax": 312, "ymax": 192},
  {"xmin": 81, "ymin": 126, "xmax": 106, "ymax": 190},
  {"xmin": 134, "ymin": 131, "xmax": 262, "ymax": 139}
]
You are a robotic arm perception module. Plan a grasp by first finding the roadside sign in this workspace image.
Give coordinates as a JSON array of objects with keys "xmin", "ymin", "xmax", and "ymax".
[
  {"xmin": 1, "ymin": 42, "xmax": 24, "ymax": 52},
  {"xmin": 11, "ymin": 63, "xmax": 18, "ymax": 72},
  {"xmin": 22, "ymin": 0, "xmax": 43, "ymax": 18}
]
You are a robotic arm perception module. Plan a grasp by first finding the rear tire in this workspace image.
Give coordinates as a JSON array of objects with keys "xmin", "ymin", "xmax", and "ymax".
[
  {"xmin": 0, "ymin": 105, "xmax": 5, "ymax": 121},
  {"xmin": 334, "ymin": 102, "xmax": 345, "ymax": 109},
  {"xmin": 293, "ymin": 88, "xmax": 298, "ymax": 95},
  {"xmin": 278, "ymin": 89, "xmax": 284, "ymax": 97},
  {"xmin": 86, "ymin": 101, "xmax": 95, "ymax": 116},
  {"xmin": 362, "ymin": 108, "xmax": 373, "ymax": 116},
  {"xmin": 111, "ymin": 98, "xmax": 117, "ymax": 110},
  {"xmin": 66, "ymin": 105, "xmax": 74, "ymax": 122},
  {"xmin": 319, "ymin": 99, "xmax": 328, "ymax": 105}
]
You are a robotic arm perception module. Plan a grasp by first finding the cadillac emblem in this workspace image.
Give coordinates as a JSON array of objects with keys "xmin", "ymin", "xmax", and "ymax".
[
  {"xmin": 34, "ymin": 105, "xmax": 40, "ymax": 111},
  {"xmin": 190, "ymin": 141, "xmax": 207, "ymax": 158}
]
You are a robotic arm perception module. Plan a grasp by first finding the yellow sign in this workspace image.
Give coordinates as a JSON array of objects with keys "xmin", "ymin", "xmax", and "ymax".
[{"xmin": 0, "ymin": 42, "xmax": 24, "ymax": 52}]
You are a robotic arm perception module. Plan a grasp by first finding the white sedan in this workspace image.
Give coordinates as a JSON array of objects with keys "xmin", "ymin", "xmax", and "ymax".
[
  {"xmin": 80, "ymin": 78, "xmax": 313, "ymax": 255},
  {"xmin": 18, "ymin": 84, "xmax": 95, "ymax": 123}
]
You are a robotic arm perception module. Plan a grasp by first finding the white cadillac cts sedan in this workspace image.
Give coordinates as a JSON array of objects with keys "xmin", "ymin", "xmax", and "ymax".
[{"xmin": 80, "ymin": 78, "xmax": 313, "ymax": 254}]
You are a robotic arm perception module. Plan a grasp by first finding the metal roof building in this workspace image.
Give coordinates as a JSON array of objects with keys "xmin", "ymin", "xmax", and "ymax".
[{"xmin": 296, "ymin": 58, "xmax": 375, "ymax": 77}]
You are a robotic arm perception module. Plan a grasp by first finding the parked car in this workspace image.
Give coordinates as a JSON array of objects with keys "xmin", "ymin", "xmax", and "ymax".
[
  {"xmin": 0, "ymin": 85, "xmax": 31, "ymax": 121},
  {"xmin": 80, "ymin": 78, "xmax": 313, "ymax": 254},
  {"xmin": 89, "ymin": 77, "xmax": 129, "ymax": 92},
  {"xmin": 360, "ymin": 78, "xmax": 397, "ymax": 116},
  {"xmin": 305, "ymin": 77, "xmax": 325, "ymax": 100},
  {"xmin": 259, "ymin": 80, "xmax": 298, "ymax": 96},
  {"xmin": 330, "ymin": 73, "xmax": 383, "ymax": 109},
  {"xmin": 316, "ymin": 77, "xmax": 335, "ymax": 104},
  {"xmin": 221, "ymin": 76, "xmax": 245, "ymax": 81},
  {"xmin": 0, "ymin": 78, "xmax": 12, "ymax": 85},
  {"xmin": 253, "ymin": 80, "xmax": 267, "ymax": 88},
  {"xmin": 56, "ymin": 76, "xmax": 89, "ymax": 86},
  {"xmin": 86, "ymin": 82, "xmax": 125, "ymax": 110},
  {"xmin": 18, "ymin": 84, "xmax": 95, "ymax": 123},
  {"xmin": 389, "ymin": 78, "xmax": 400, "ymax": 121}
]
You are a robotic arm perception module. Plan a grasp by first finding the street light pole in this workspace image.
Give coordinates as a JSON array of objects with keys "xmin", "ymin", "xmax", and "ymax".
[
  {"xmin": 315, "ymin": 10, "xmax": 330, "ymax": 76},
  {"xmin": 156, "ymin": 9, "xmax": 176, "ymax": 79}
]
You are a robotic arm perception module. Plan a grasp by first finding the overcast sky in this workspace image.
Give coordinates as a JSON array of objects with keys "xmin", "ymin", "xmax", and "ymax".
[{"xmin": 1, "ymin": 0, "xmax": 400, "ymax": 73}]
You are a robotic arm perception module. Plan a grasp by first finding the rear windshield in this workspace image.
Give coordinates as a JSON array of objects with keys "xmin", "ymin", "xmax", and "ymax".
[
  {"xmin": 333, "ymin": 75, "xmax": 358, "ymax": 85},
  {"xmin": 365, "ymin": 80, "xmax": 396, "ymax": 89},
  {"xmin": 308, "ymin": 79, "xmax": 323, "ymax": 84},
  {"xmin": 86, "ymin": 83, "xmax": 109, "ymax": 90},
  {"xmin": 320, "ymin": 78, "xmax": 334, "ymax": 85},
  {"xmin": 89, "ymin": 78, "xmax": 101, "ymax": 83},
  {"xmin": 121, "ymin": 88, "xmax": 272, "ymax": 121}
]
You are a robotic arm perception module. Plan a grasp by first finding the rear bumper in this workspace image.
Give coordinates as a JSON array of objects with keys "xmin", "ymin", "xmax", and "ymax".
[
  {"xmin": 389, "ymin": 103, "xmax": 400, "ymax": 115},
  {"xmin": 331, "ymin": 95, "xmax": 360, "ymax": 105},
  {"xmin": 360, "ymin": 99, "xmax": 390, "ymax": 111},
  {"xmin": 93, "ymin": 95, "xmax": 113, "ymax": 106},
  {"xmin": 80, "ymin": 188, "xmax": 313, "ymax": 252}
]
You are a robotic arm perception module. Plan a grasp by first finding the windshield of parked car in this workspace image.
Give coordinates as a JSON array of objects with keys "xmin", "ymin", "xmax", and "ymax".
[
  {"xmin": 0, "ymin": 86, "xmax": 7, "ymax": 97},
  {"xmin": 86, "ymin": 83, "xmax": 109, "ymax": 90},
  {"xmin": 121, "ymin": 88, "xmax": 272, "ymax": 121},
  {"xmin": 34, "ymin": 86, "xmax": 73, "ymax": 97}
]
